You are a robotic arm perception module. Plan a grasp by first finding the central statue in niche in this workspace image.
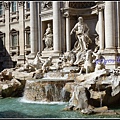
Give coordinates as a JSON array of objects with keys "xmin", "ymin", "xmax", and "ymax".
[
  {"xmin": 43, "ymin": 23, "xmax": 53, "ymax": 50},
  {"xmin": 70, "ymin": 16, "xmax": 92, "ymax": 52},
  {"xmin": 70, "ymin": 16, "xmax": 92, "ymax": 65}
]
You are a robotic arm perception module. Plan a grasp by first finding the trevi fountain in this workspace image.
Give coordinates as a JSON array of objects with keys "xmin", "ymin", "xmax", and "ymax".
[
  {"xmin": 1, "ymin": 1, "xmax": 120, "ymax": 118},
  {"xmin": 0, "ymin": 16, "xmax": 120, "ymax": 118}
]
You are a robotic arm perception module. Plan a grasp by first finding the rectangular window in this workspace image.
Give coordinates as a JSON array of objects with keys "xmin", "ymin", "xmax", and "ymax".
[
  {"xmin": 12, "ymin": 34, "xmax": 17, "ymax": 49},
  {"xmin": 0, "ymin": 2, "xmax": 3, "ymax": 15},
  {"xmin": 12, "ymin": 2, "xmax": 16, "ymax": 12},
  {"xmin": 26, "ymin": 1, "xmax": 30, "ymax": 9},
  {"xmin": 26, "ymin": 32, "xmax": 30, "ymax": 48}
]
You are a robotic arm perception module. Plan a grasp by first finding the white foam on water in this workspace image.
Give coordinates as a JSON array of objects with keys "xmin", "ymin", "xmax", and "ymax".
[
  {"xmin": 19, "ymin": 97, "xmax": 67, "ymax": 105},
  {"xmin": 42, "ymin": 73, "xmax": 68, "ymax": 80}
]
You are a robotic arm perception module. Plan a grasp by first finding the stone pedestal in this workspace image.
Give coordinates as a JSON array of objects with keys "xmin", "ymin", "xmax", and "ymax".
[
  {"xmin": 26, "ymin": 53, "xmax": 37, "ymax": 62},
  {"xmin": 102, "ymin": 49, "xmax": 118, "ymax": 69},
  {"xmin": 17, "ymin": 55, "xmax": 25, "ymax": 65},
  {"xmin": 41, "ymin": 50, "xmax": 61, "ymax": 57},
  {"xmin": 102, "ymin": 2, "xmax": 117, "ymax": 69},
  {"xmin": 41, "ymin": 50, "xmax": 62, "ymax": 64}
]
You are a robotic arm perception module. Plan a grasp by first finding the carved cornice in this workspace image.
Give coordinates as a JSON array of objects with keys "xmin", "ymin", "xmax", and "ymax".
[
  {"xmin": 3, "ymin": 1, "xmax": 10, "ymax": 10},
  {"xmin": 61, "ymin": 5, "xmax": 98, "ymax": 17},
  {"xmin": 40, "ymin": 10, "xmax": 53, "ymax": 21},
  {"xmin": 69, "ymin": 2, "xmax": 96, "ymax": 9}
]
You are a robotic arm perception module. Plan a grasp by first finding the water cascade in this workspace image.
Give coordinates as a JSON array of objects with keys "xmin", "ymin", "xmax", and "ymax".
[{"xmin": 23, "ymin": 79, "xmax": 72, "ymax": 102}]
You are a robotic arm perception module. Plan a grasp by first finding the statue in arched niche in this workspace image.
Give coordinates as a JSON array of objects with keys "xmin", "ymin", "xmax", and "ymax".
[{"xmin": 43, "ymin": 23, "xmax": 53, "ymax": 50}]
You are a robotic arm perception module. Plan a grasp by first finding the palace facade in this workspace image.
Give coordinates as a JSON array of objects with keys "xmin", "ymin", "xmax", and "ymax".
[{"xmin": 0, "ymin": 1, "xmax": 119, "ymax": 70}]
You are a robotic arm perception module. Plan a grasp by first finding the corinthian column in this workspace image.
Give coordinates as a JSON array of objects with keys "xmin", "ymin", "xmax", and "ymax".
[
  {"xmin": 66, "ymin": 14, "xmax": 71, "ymax": 52},
  {"xmin": 30, "ymin": 1, "xmax": 38, "ymax": 56},
  {"xmin": 98, "ymin": 7, "xmax": 104, "ymax": 50},
  {"xmin": 104, "ymin": 1, "xmax": 115, "ymax": 49},
  {"xmin": 103, "ymin": 1, "xmax": 117, "ymax": 69},
  {"xmin": 53, "ymin": 1, "xmax": 61, "ymax": 52},
  {"xmin": 117, "ymin": 1, "xmax": 120, "ymax": 49}
]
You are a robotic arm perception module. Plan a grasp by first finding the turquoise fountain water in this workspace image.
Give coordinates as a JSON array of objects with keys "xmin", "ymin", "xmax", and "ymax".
[{"xmin": 0, "ymin": 97, "xmax": 119, "ymax": 118}]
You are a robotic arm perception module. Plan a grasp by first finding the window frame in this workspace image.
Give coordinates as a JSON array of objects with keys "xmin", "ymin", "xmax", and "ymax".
[
  {"xmin": 0, "ymin": 32, "xmax": 5, "ymax": 56},
  {"xmin": 11, "ymin": 1, "xmax": 16, "ymax": 13},
  {"xmin": 10, "ymin": 29, "xmax": 19, "ymax": 56},
  {"xmin": 11, "ymin": 33, "xmax": 18, "ymax": 49},
  {"xmin": 24, "ymin": 26, "xmax": 30, "ymax": 55},
  {"xmin": 0, "ymin": 2, "xmax": 3, "ymax": 16},
  {"xmin": 26, "ymin": 31, "xmax": 30, "ymax": 48},
  {"xmin": 26, "ymin": 1, "xmax": 30, "ymax": 10}
]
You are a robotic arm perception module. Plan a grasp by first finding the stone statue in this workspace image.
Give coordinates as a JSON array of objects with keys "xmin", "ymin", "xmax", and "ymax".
[
  {"xmin": 92, "ymin": 51, "xmax": 105, "ymax": 72},
  {"xmin": 32, "ymin": 69, "xmax": 44, "ymax": 79},
  {"xmin": 94, "ymin": 35, "xmax": 100, "ymax": 53},
  {"xmin": 43, "ymin": 23, "xmax": 53, "ymax": 50},
  {"xmin": 30, "ymin": 52, "xmax": 43, "ymax": 70},
  {"xmin": 67, "ymin": 51, "xmax": 76, "ymax": 66},
  {"xmin": 42, "ymin": 56, "xmax": 53, "ymax": 73},
  {"xmin": 59, "ymin": 52, "xmax": 76, "ymax": 68},
  {"xmin": 70, "ymin": 17, "xmax": 92, "ymax": 53},
  {"xmin": 1, "ymin": 69, "xmax": 13, "ymax": 81},
  {"xmin": 18, "ymin": 52, "xmax": 43, "ymax": 72},
  {"xmin": 79, "ymin": 50, "xmax": 95, "ymax": 74},
  {"xmin": 73, "ymin": 50, "xmax": 87, "ymax": 65}
]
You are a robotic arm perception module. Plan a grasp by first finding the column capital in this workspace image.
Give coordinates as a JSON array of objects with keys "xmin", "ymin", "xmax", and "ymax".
[
  {"xmin": 63, "ymin": 11, "xmax": 70, "ymax": 18},
  {"xmin": 3, "ymin": 2, "xmax": 10, "ymax": 10},
  {"xmin": 98, "ymin": 6, "xmax": 104, "ymax": 11},
  {"xmin": 61, "ymin": 7, "xmax": 70, "ymax": 18},
  {"xmin": 18, "ymin": 1, "xmax": 25, "ymax": 7},
  {"xmin": 96, "ymin": 5, "xmax": 104, "ymax": 15},
  {"xmin": 63, "ymin": 13, "xmax": 70, "ymax": 18}
]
